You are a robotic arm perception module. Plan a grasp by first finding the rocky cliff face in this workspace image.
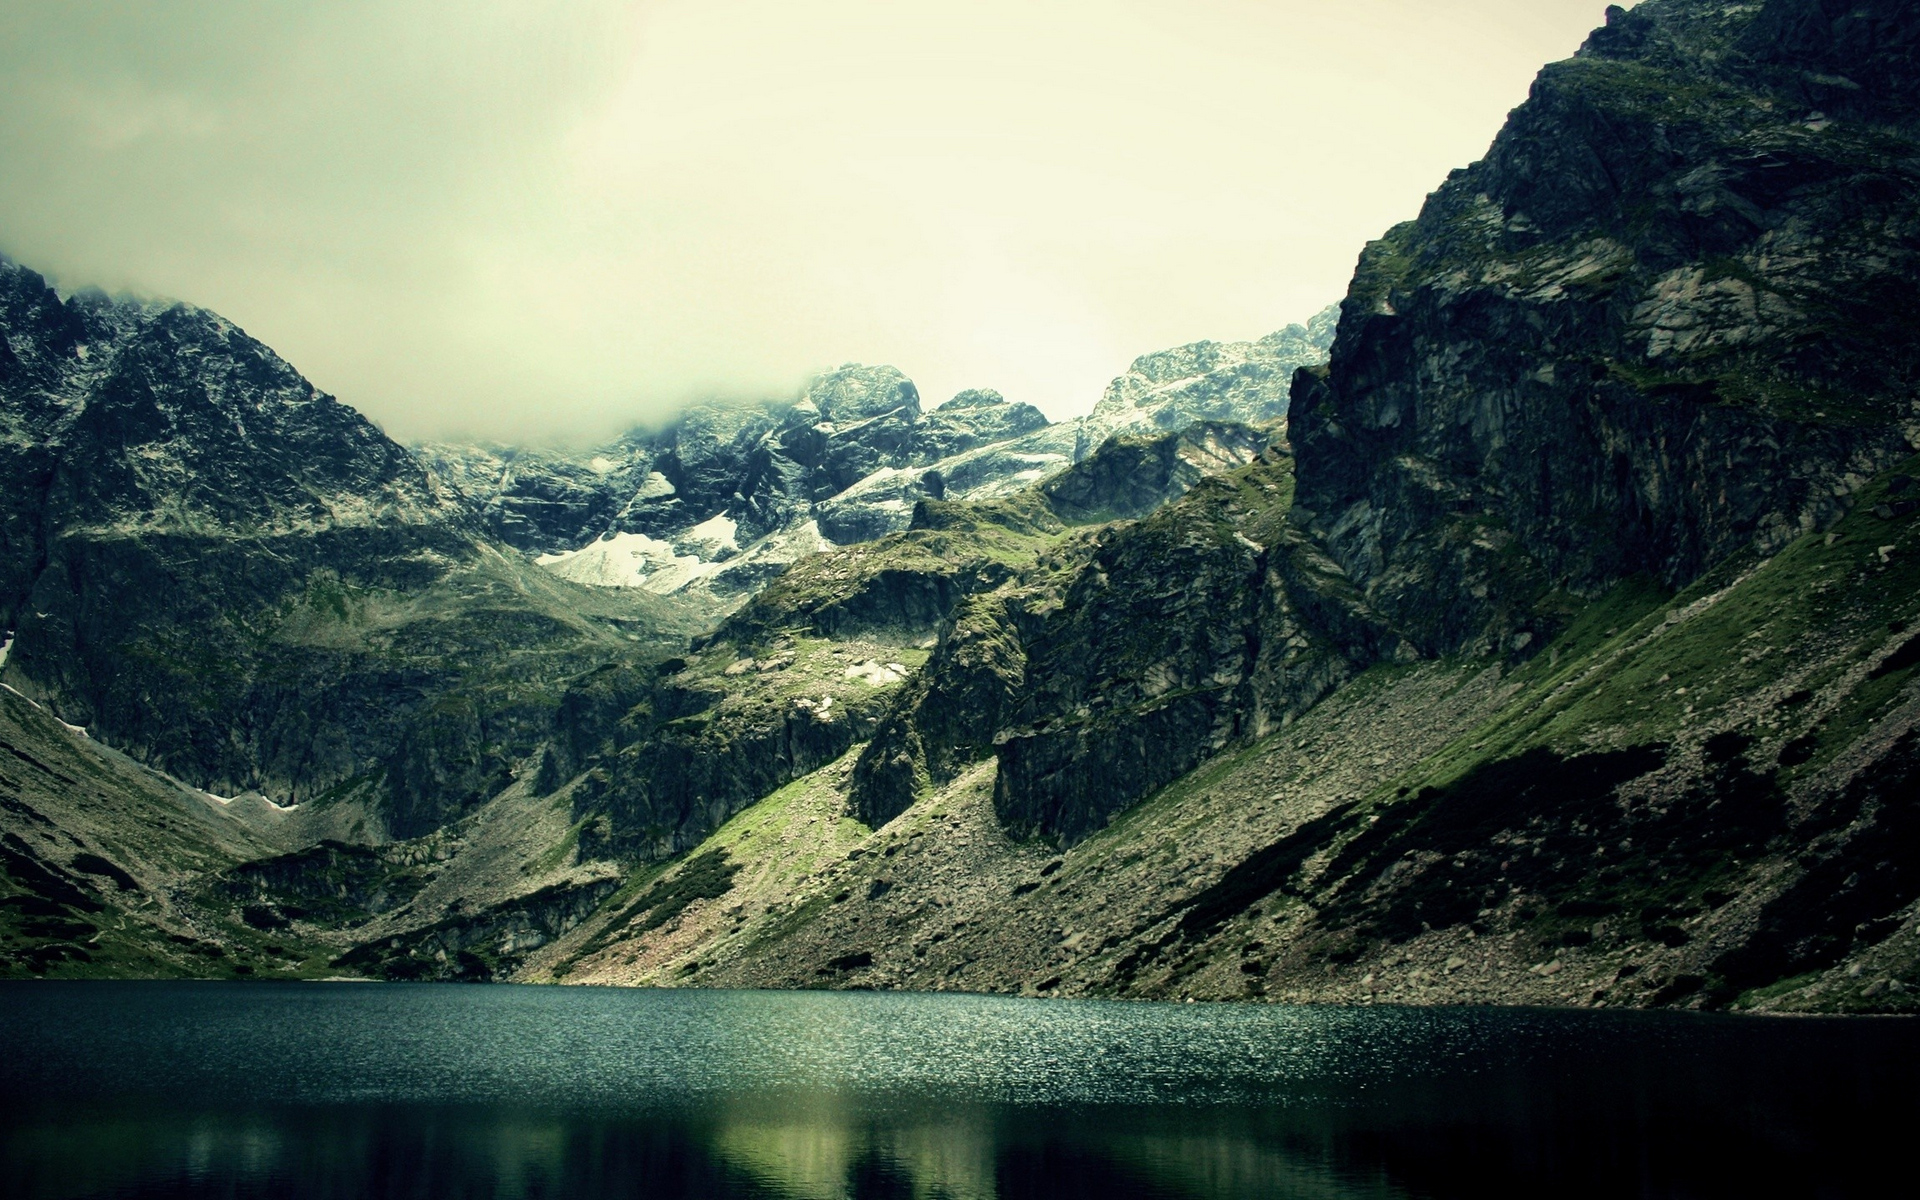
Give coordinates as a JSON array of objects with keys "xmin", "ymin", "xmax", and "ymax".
[
  {"xmin": 848, "ymin": 444, "xmax": 1399, "ymax": 841},
  {"xmin": 16, "ymin": 0, "xmax": 1920, "ymax": 1018},
  {"xmin": 0, "ymin": 262, "xmax": 453, "ymax": 629},
  {"xmin": 526, "ymin": 421, "xmax": 1279, "ymax": 863},
  {"xmin": 422, "ymin": 371, "xmax": 1019, "ymax": 538},
  {"xmin": 1290, "ymin": 0, "xmax": 1920, "ymax": 658},
  {"xmin": 420, "ymin": 370, "xmax": 1063, "ymax": 603}
]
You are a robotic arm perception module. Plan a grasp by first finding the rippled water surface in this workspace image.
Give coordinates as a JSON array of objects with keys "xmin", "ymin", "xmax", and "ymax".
[{"xmin": 3, "ymin": 982, "xmax": 1915, "ymax": 1198}]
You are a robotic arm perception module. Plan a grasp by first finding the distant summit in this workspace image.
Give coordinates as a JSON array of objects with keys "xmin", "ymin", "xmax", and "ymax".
[
  {"xmin": 421, "ymin": 308, "xmax": 1339, "ymax": 602},
  {"xmin": 1078, "ymin": 304, "xmax": 1338, "ymax": 454}
]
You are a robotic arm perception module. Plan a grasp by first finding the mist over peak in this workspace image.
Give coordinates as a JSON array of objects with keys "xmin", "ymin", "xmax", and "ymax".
[{"xmin": 1, "ymin": 0, "xmax": 1622, "ymax": 443}]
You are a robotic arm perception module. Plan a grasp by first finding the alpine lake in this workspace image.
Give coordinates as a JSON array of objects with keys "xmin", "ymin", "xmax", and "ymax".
[{"xmin": 2, "ymin": 982, "xmax": 1914, "ymax": 1199}]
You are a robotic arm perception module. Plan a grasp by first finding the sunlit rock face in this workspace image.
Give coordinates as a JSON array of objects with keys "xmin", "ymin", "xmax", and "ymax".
[
  {"xmin": 1076, "ymin": 307, "xmax": 1336, "ymax": 455},
  {"xmin": 910, "ymin": 388, "xmax": 1051, "ymax": 464},
  {"xmin": 1289, "ymin": 0, "xmax": 1920, "ymax": 658}
]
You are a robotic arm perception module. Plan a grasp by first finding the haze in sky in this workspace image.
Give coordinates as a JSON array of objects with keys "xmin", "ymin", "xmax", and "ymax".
[{"xmin": 1, "ymin": 1, "xmax": 1626, "ymax": 443}]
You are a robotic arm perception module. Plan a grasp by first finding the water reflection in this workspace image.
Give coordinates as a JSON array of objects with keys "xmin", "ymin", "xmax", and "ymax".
[
  {"xmin": 2, "ymin": 1104, "xmax": 1418, "ymax": 1199},
  {"xmin": 3, "ymin": 983, "xmax": 1916, "ymax": 1199}
]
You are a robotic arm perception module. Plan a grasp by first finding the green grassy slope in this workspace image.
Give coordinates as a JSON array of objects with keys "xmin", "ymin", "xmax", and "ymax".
[{"xmin": 0, "ymin": 685, "xmax": 338, "ymax": 979}]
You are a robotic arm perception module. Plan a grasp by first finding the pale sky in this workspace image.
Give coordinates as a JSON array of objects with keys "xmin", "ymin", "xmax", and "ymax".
[{"xmin": 0, "ymin": 1, "xmax": 1624, "ymax": 443}]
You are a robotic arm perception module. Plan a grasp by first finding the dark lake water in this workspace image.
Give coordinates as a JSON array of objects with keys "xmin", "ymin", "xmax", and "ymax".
[{"xmin": 2, "ymin": 983, "xmax": 1915, "ymax": 1199}]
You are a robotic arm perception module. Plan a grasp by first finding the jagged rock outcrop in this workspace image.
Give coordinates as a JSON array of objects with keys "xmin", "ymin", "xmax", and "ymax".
[
  {"xmin": 716, "ymin": 422, "xmax": 1277, "ymax": 651},
  {"xmin": 530, "ymin": 637, "xmax": 918, "ymax": 862},
  {"xmin": 1039, "ymin": 421, "xmax": 1274, "ymax": 523},
  {"xmin": 850, "ymin": 446, "xmax": 1404, "ymax": 839},
  {"xmin": 853, "ymin": 0, "xmax": 1920, "ymax": 846},
  {"xmin": 1076, "ymin": 308, "xmax": 1335, "ymax": 454},
  {"xmin": 431, "ymin": 369, "xmax": 1050, "ymax": 598},
  {"xmin": 412, "ymin": 442, "xmax": 644, "ymax": 556},
  {"xmin": 910, "ymin": 389, "xmax": 1051, "ymax": 463},
  {"xmin": 0, "ymin": 263, "xmax": 455, "ymax": 631},
  {"xmin": 1290, "ymin": 0, "xmax": 1920, "ymax": 659}
]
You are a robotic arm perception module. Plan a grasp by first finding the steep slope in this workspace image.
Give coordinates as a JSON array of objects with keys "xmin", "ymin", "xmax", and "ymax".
[
  {"xmin": 846, "ymin": 445, "xmax": 1390, "ymax": 838},
  {"xmin": 543, "ymin": 449, "xmax": 1920, "ymax": 1013},
  {"xmin": 0, "ymin": 683, "xmax": 337, "ymax": 979},
  {"xmin": 283, "ymin": 422, "xmax": 1273, "ymax": 980},
  {"xmin": 533, "ymin": 421, "xmax": 1280, "ymax": 862},
  {"xmin": 1289, "ymin": 0, "xmax": 1920, "ymax": 657},
  {"xmin": 0, "ymin": 258, "xmax": 698, "ymax": 846}
]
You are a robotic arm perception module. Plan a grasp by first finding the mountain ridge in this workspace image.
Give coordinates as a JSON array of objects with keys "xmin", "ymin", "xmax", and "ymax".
[{"xmin": 4, "ymin": 0, "xmax": 1919, "ymax": 1013}]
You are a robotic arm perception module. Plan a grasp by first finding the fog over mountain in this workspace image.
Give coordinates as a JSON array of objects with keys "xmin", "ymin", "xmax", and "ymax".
[{"xmin": 2, "ymin": 0, "xmax": 1620, "ymax": 442}]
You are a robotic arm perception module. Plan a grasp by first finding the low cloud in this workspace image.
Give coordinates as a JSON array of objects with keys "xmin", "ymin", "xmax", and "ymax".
[{"xmin": 0, "ymin": 0, "xmax": 1621, "ymax": 444}]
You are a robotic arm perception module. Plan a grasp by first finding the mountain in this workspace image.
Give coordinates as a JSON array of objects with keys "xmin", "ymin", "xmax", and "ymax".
[
  {"xmin": 420, "ymin": 315, "xmax": 1336, "ymax": 607},
  {"xmin": 1289, "ymin": 0, "xmax": 1920, "ymax": 659},
  {"xmin": 8, "ymin": 0, "xmax": 1918, "ymax": 1014},
  {"xmin": 21, "ymin": 419, "xmax": 1269, "ymax": 983},
  {"xmin": 515, "ymin": 0, "xmax": 1920, "ymax": 1013},
  {"xmin": 1077, "ymin": 307, "xmax": 1337, "ymax": 452},
  {"xmin": 0, "ymin": 252, "xmax": 1307, "ymax": 981},
  {"xmin": 0, "ymin": 258, "xmax": 699, "ymax": 846}
]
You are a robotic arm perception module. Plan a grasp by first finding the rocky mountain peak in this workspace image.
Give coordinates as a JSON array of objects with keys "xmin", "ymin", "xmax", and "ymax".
[
  {"xmin": 937, "ymin": 388, "xmax": 1009, "ymax": 411},
  {"xmin": 1, "ymin": 258, "xmax": 450, "ymax": 541},
  {"xmin": 1080, "ymin": 305, "xmax": 1338, "ymax": 452},
  {"xmin": 802, "ymin": 363, "xmax": 922, "ymax": 424}
]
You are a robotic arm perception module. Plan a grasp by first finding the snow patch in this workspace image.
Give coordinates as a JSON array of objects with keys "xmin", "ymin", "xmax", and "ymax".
[
  {"xmin": 204, "ymin": 789, "xmax": 300, "ymax": 813},
  {"xmin": 537, "ymin": 531, "xmax": 723, "ymax": 594},
  {"xmin": 685, "ymin": 513, "xmax": 739, "ymax": 552},
  {"xmin": 0, "ymin": 635, "xmax": 10, "ymax": 668},
  {"xmin": 588, "ymin": 456, "xmax": 616, "ymax": 474},
  {"xmin": 636, "ymin": 471, "xmax": 676, "ymax": 499},
  {"xmin": 844, "ymin": 660, "xmax": 905, "ymax": 686}
]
